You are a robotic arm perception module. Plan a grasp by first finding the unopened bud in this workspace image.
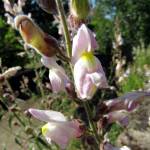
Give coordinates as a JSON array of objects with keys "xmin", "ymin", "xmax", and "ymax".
[
  {"xmin": 69, "ymin": 0, "xmax": 90, "ymax": 28},
  {"xmin": 36, "ymin": 0, "xmax": 57, "ymax": 14},
  {"xmin": 15, "ymin": 15, "xmax": 60, "ymax": 57},
  {"xmin": 70, "ymin": 0, "xmax": 89, "ymax": 20}
]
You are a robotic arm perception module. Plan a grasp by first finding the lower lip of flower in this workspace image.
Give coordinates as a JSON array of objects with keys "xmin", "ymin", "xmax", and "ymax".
[{"xmin": 81, "ymin": 52, "xmax": 96, "ymax": 68}]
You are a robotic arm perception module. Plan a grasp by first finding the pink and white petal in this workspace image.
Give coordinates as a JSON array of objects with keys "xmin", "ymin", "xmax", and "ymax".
[
  {"xmin": 79, "ymin": 24, "xmax": 97, "ymax": 51},
  {"xmin": 72, "ymin": 24, "xmax": 93, "ymax": 64},
  {"xmin": 105, "ymin": 91, "xmax": 150, "ymax": 112},
  {"xmin": 105, "ymin": 110, "xmax": 129, "ymax": 126},
  {"xmin": 87, "ymin": 27, "xmax": 98, "ymax": 51},
  {"xmin": 57, "ymin": 69, "xmax": 70, "ymax": 90},
  {"xmin": 104, "ymin": 142, "xmax": 120, "ymax": 150},
  {"xmin": 44, "ymin": 122, "xmax": 80, "ymax": 149},
  {"xmin": 45, "ymin": 137, "xmax": 52, "ymax": 144},
  {"xmin": 28, "ymin": 108, "xmax": 67, "ymax": 122},
  {"xmin": 72, "ymin": 35, "xmax": 84, "ymax": 64},
  {"xmin": 95, "ymin": 57, "xmax": 108, "ymax": 88},
  {"xmin": 74, "ymin": 59, "xmax": 87, "ymax": 98},
  {"xmin": 49, "ymin": 69, "xmax": 66, "ymax": 93},
  {"xmin": 105, "ymin": 99, "xmax": 125, "ymax": 112},
  {"xmin": 120, "ymin": 91, "xmax": 149, "ymax": 111},
  {"xmin": 41, "ymin": 56, "xmax": 67, "ymax": 76},
  {"xmin": 41, "ymin": 56, "xmax": 58, "ymax": 69},
  {"xmin": 120, "ymin": 146, "xmax": 131, "ymax": 150},
  {"xmin": 82, "ymin": 74, "xmax": 96, "ymax": 99},
  {"xmin": 119, "ymin": 116, "xmax": 129, "ymax": 127},
  {"xmin": 104, "ymin": 143, "xmax": 131, "ymax": 150},
  {"xmin": 86, "ymin": 72, "xmax": 103, "ymax": 87},
  {"xmin": 67, "ymin": 120, "xmax": 84, "ymax": 138}
]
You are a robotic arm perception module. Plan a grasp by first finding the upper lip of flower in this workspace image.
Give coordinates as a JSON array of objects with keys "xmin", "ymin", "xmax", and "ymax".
[
  {"xmin": 15, "ymin": 15, "xmax": 30, "ymax": 29},
  {"xmin": 71, "ymin": 24, "xmax": 98, "ymax": 64}
]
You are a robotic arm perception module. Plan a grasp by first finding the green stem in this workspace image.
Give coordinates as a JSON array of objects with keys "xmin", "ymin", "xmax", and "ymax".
[
  {"xmin": 36, "ymin": 136, "xmax": 53, "ymax": 149},
  {"xmin": 13, "ymin": 112, "xmax": 26, "ymax": 127},
  {"xmin": 55, "ymin": 0, "xmax": 72, "ymax": 58},
  {"xmin": 5, "ymin": 79, "xmax": 16, "ymax": 98},
  {"xmin": 83, "ymin": 102, "xmax": 100, "ymax": 146},
  {"xmin": 14, "ymin": 113, "xmax": 52, "ymax": 149},
  {"xmin": 35, "ymin": 69, "xmax": 45, "ymax": 98}
]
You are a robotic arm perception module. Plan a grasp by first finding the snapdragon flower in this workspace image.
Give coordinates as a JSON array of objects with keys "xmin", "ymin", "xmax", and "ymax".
[
  {"xmin": 105, "ymin": 91, "xmax": 150, "ymax": 112},
  {"xmin": 28, "ymin": 108, "xmax": 83, "ymax": 149},
  {"xmin": 14, "ymin": 15, "xmax": 60, "ymax": 57},
  {"xmin": 41, "ymin": 56, "xmax": 70, "ymax": 93},
  {"xmin": 72, "ymin": 24, "xmax": 108, "ymax": 100},
  {"xmin": 101, "ymin": 91, "xmax": 150, "ymax": 126},
  {"xmin": 104, "ymin": 110, "xmax": 129, "ymax": 127}
]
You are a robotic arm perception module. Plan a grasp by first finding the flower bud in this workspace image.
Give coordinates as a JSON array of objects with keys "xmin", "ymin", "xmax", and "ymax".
[
  {"xmin": 15, "ymin": 15, "xmax": 60, "ymax": 57},
  {"xmin": 35, "ymin": 0, "xmax": 57, "ymax": 14},
  {"xmin": 70, "ymin": 0, "xmax": 89, "ymax": 20},
  {"xmin": 69, "ymin": 0, "xmax": 90, "ymax": 28}
]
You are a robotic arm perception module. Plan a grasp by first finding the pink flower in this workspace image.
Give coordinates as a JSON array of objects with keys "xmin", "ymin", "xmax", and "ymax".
[
  {"xmin": 28, "ymin": 108, "xmax": 83, "ymax": 149},
  {"xmin": 105, "ymin": 91, "xmax": 150, "ymax": 112},
  {"xmin": 72, "ymin": 24, "xmax": 108, "ymax": 100},
  {"xmin": 100, "ymin": 91, "xmax": 150, "ymax": 127},
  {"xmin": 41, "ymin": 56, "xmax": 70, "ymax": 93},
  {"xmin": 104, "ymin": 110, "xmax": 129, "ymax": 127}
]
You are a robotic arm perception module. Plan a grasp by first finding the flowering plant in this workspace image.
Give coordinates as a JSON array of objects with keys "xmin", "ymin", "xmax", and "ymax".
[{"xmin": 2, "ymin": 0, "xmax": 150, "ymax": 149}]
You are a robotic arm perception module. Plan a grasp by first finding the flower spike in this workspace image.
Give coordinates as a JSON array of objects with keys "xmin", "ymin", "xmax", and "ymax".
[{"xmin": 41, "ymin": 56, "xmax": 70, "ymax": 93}]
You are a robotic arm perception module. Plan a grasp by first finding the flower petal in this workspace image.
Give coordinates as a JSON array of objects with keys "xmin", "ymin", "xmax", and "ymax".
[
  {"xmin": 82, "ymin": 74, "xmax": 97, "ymax": 99},
  {"xmin": 41, "ymin": 56, "xmax": 58, "ymax": 69},
  {"xmin": 104, "ymin": 142, "xmax": 131, "ymax": 150},
  {"xmin": 28, "ymin": 108, "xmax": 67, "ymax": 122},
  {"xmin": 105, "ymin": 91, "xmax": 150, "ymax": 112},
  {"xmin": 105, "ymin": 110, "xmax": 129, "ymax": 127},
  {"xmin": 42, "ymin": 121, "xmax": 82, "ymax": 149},
  {"xmin": 95, "ymin": 57, "xmax": 108, "ymax": 88},
  {"xmin": 72, "ymin": 24, "xmax": 98, "ymax": 64},
  {"xmin": 74, "ymin": 53, "xmax": 108, "ymax": 99},
  {"xmin": 49, "ymin": 68, "xmax": 69, "ymax": 93},
  {"xmin": 74, "ymin": 58, "xmax": 87, "ymax": 98},
  {"xmin": 41, "ymin": 56, "xmax": 70, "ymax": 93}
]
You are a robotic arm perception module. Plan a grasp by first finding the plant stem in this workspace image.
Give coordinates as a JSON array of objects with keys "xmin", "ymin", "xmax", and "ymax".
[
  {"xmin": 35, "ymin": 69, "xmax": 45, "ymax": 98},
  {"xmin": 83, "ymin": 101, "xmax": 100, "ymax": 146},
  {"xmin": 55, "ymin": 0, "xmax": 72, "ymax": 58},
  {"xmin": 13, "ymin": 112, "xmax": 26, "ymax": 127},
  {"xmin": 5, "ymin": 79, "xmax": 16, "ymax": 98}
]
